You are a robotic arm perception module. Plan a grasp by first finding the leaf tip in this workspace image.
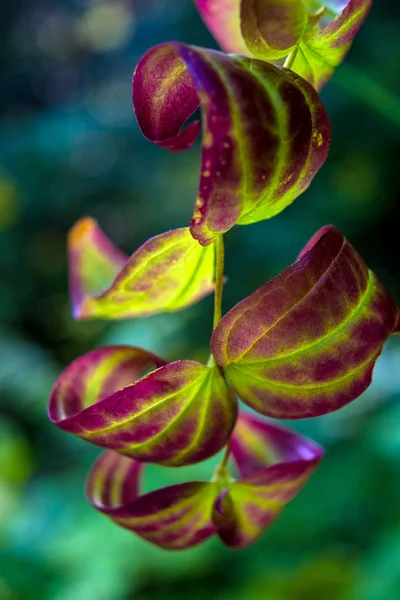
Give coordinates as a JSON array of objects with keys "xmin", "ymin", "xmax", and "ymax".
[{"xmin": 68, "ymin": 216, "xmax": 97, "ymax": 247}]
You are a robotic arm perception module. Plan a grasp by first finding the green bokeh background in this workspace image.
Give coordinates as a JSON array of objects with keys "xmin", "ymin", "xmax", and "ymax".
[{"xmin": 1, "ymin": 1, "xmax": 400, "ymax": 599}]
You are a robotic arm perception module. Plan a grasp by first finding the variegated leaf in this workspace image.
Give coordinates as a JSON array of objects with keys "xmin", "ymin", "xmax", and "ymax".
[
  {"xmin": 211, "ymin": 226, "xmax": 399, "ymax": 418},
  {"xmin": 69, "ymin": 218, "xmax": 215, "ymax": 319},
  {"xmin": 213, "ymin": 411, "xmax": 324, "ymax": 548},
  {"xmin": 195, "ymin": 0, "xmax": 372, "ymax": 90},
  {"xmin": 133, "ymin": 42, "xmax": 331, "ymax": 245},
  {"xmin": 86, "ymin": 451, "xmax": 219, "ymax": 550},
  {"xmin": 49, "ymin": 349, "xmax": 237, "ymax": 466}
]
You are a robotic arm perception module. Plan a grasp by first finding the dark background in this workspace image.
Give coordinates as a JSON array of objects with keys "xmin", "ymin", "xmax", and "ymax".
[{"xmin": 1, "ymin": 1, "xmax": 400, "ymax": 599}]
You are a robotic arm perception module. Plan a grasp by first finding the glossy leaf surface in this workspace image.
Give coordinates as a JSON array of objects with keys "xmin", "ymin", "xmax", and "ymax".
[
  {"xmin": 133, "ymin": 42, "xmax": 331, "ymax": 245},
  {"xmin": 211, "ymin": 226, "xmax": 399, "ymax": 418},
  {"xmin": 49, "ymin": 348, "xmax": 237, "ymax": 466},
  {"xmin": 195, "ymin": 0, "xmax": 372, "ymax": 90},
  {"xmin": 86, "ymin": 451, "xmax": 218, "ymax": 550},
  {"xmin": 214, "ymin": 411, "xmax": 324, "ymax": 548},
  {"xmin": 69, "ymin": 218, "xmax": 215, "ymax": 319}
]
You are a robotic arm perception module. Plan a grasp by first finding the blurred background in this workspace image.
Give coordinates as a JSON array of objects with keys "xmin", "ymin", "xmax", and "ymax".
[{"xmin": 0, "ymin": 1, "xmax": 400, "ymax": 599}]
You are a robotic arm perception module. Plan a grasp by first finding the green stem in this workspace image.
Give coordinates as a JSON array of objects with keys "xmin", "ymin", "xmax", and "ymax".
[
  {"xmin": 283, "ymin": 44, "xmax": 299, "ymax": 70},
  {"xmin": 213, "ymin": 441, "xmax": 233, "ymax": 484},
  {"xmin": 210, "ymin": 236, "xmax": 232, "ymax": 480},
  {"xmin": 213, "ymin": 234, "xmax": 225, "ymax": 330}
]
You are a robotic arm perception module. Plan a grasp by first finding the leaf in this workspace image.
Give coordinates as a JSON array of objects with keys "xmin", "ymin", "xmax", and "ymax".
[
  {"xmin": 86, "ymin": 414, "xmax": 323, "ymax": 550},
  {"xmin": 229, "ymin": 409, "xmax": 323, "ymax": 477},
  {"xmin": 49, "ymin": 350, "xmax": 237, "ymax": 466},
  {"xmin": 240, "ymin": 0, "xmax": 309, "ymax": 59},
  {"xmin": 86, "ymin": 451, "xmax": 219, "ymax": 550},
  {"xmin": 195, "ymin": 0, "xmax": 372, "ymax": 90},
  {"xmin": 133, "ymin": 42, "xmax": 331, "ymax": 245},
  {"xmin": 213, "ymin": 411, "xmax": 324, "ymax": 548},
  {"xmin": 48, "ymin": 345, "xmax": 165, "ymax": 423},
  {"xmin": 289, "ymin": 0, "xmax": 373, "ymax": 90},
  {"xmin": 69, "ymin": 218, "xmax": 215, "ymax": 319},
  {"xmin": 194, "ymin": 0, "xmax": 248, "ymax": 54},
  {"xmin": 211, "ymin": 226, "xmax": 399, "ymax": 419}
]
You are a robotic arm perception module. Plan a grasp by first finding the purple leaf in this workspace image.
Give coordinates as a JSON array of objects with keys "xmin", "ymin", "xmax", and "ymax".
[
  {"xmin": 211, "ymin": 226, "xmax": 399, "ymax": 418},
  {"xmin": 86, "ymin": 451, "xmax": 219, "ymax": 550},
  {"xmin": 49, "ymin": 349, "xmax": 237, "ymax": 466},
  {"xmin": 213, "ymin": 411, "xmax": 324, "ymax": 548},
  {"xmin": 133, "ymin": 42, "xmax": 331, "ymax": 245}
]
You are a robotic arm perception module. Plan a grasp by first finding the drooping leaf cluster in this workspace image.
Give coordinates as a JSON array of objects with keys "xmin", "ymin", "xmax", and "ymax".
[{"xmin": 48, "ymin": 0, "xmax": 399, "ymax": 550}]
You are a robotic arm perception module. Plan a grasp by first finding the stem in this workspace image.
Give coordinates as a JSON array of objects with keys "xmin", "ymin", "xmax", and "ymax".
[
  {"xmin": 283, "ymin": 44, "xmax": 299, "ymax": 70},
  {"xmin": 213, "ymin": 441, "xmax": 233, "ymax": 484},
  {"xmin": 213, "ymin": 234, "xmax": 225, "ymax": 330},
  {"xmin": 210, "ymin": 236, "xmax": 232, "ymax": 480}
]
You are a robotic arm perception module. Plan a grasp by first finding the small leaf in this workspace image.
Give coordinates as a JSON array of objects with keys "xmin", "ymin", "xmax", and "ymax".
[
  {"xmin": 195, "ymin": 0, "xmax": 372, "ymax": 90},
  {"xmin": 49, "ymin": 351, "xmax": 237, "ymax": 466},
  {"xmin": 213, "ymin": 411, "xmax": 324, "ymax": 548},
  {"xmin": 133, "ymin": 42, "xmax": 331, "ymax": 245},
  {"xmin": 69, "ymin": 218, "xmax": 215, "ymax": 319},
  {"xmin": 211, "ymin": 226, "xmax": 399, "ymax": 418},
  {"xmin": 289, "ymin": 0, "xmax": 373, "ymax": 90},
  {"xmin": 86, "ymin": 451, "xmax": 218, "ymax": 550},
  {"xmin": 194, "ymin": 0, "xmax": 248, "ymax": 54},
  {"xmin": 229, "ymin": 409, "xmax": 323, "ymax": 477}
]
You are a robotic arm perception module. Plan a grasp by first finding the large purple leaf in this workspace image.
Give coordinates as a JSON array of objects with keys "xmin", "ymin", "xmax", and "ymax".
[
  {"xmin": 133, "ymin": 42, "xmax": 331, "ymax": 245},
  {"xmin": 211, "ymin": 226, "xmax": 399, "ymax": 418},
  {"xmin": 49, "ymin": 348, "xmax": 237, "ymax": 466}
]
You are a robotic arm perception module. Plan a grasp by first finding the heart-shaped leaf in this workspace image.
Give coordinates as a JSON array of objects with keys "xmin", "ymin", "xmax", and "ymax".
[
  {"xmin": 49, "ymin": 348, "xmax": 237, "ymax": 466},
  {"xmin": 69, "ymin": 218, "xmax": 215, "ymax": 319},
  {"xmin": 133, "ymin": 42, "xmax": 331, "ymax": 245},
  {"xmin": 211, "ymin": 226, "xmax": 399, "ymax": 418},
  {"xmin": 195, "ymin": 0, "xmax": 372, "ymax": 90},
  {"xmin": 213, "ymin": 411, "xmax": 324, "ymax": 548},
  {"xmin": 86, "ymin": 451, "xmax": 219, "ymax": 550}
]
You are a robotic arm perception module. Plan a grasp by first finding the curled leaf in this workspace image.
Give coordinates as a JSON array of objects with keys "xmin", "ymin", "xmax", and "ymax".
[
  {"xmin": 195, "ymin": 0, "xmax": 372, "ymax": 90},
  {"xmin": 86, "ymin": 413, "xmax": 323, "ymax": 550},
  {"xmin": 49, "ymin": 348, "xmax": 237, "ymax": 466},
  {"xmin": 48, "ymin": 345, "xmax": 164, "ymax": 421},
  {"xmin": 214, "ymin": 412, "xmax": 323, "ymax": 548},
  {"xmin": 211, "ymin": 226, "xmax": 399, "ymax": 418},
  {"xmin": 69, "ymin": 218, "xmax": 215, "ymax": 319},
  {"xmin": 86, "ymin": 451, "xmax": 218, "ymax": 550},
  {"xmin": 133, "ymin": 42, "xmax": 331, "ymax": 245}
]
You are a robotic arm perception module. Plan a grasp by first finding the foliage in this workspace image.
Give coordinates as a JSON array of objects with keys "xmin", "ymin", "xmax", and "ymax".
[
  {"xmin": 1, "ymin": 0, "xmax": 400, "ymax": 598},
  {"xmin": 45, "ymin": 0, "xmax": 399, "ymax": 553}
]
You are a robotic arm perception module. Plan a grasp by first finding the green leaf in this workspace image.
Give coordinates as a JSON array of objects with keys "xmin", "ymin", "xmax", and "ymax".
[
  {"xmin": 196, "ymin": 0, "xmax": 372, "ymax": 90},
  {"xmin": 69, "ymin": 218, "xmax": 215, "ymax": 319}
]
